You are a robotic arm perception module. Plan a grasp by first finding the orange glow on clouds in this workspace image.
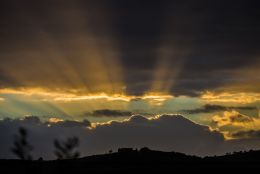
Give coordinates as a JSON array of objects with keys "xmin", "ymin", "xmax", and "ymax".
[
  {"xmin": 142, "ymin": 92, "xmax": 174, "ymax": 106},
  {"xmin": 201, "ymin": 91, "xmax": 260, "ymax": 104},
  {"xmin": 48, "ymin": 117, "xmax": 64, "ymax": 123},
  {"xmin": 0, "ymin": 87, "xmax": 174, "ymax": 105}
]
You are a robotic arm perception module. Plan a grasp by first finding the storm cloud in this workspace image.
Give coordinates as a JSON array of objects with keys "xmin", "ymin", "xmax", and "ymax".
[{"xmin": 0, "ymin": 114, "xmax": 227, "ymax": 159}]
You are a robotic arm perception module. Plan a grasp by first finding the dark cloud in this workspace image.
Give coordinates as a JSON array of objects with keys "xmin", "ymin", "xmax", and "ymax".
[
  {"xmin": 231, "ymin": 130, "xmax": 260, "ymax": 139},
  {"xmin": 0, "ymin": 116, "xmax": 91, "ymax": 159},
  {"xmin": 0, "ymin": 69, "xmax": 19, "ymax": 88},
  {"xmin": 2, "ymin": 114, "xmax": 260, "ymax": 160},
  {"xmin": 49, "ymin": 119, "xmax": 91, "ymax": 128},
  {"xmin": 91, "ymin": 109, "xmax": 132, "ymax": 117},
  {"xmin": 182, "ymin": 104, "xmax": 257, "ymax": 114},
  {"xmin": 0, "ymin": 114, "xmax": 229, "ymax": 159},
  {"xmin": 0, "ymin": 0, "xmax": 259, "ymax": 96},
  {"xmin": 22, "ymin": 116, "xmax": 41, "ymax": 124}
]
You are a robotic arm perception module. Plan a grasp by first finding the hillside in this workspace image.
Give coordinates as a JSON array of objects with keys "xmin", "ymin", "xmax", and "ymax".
[{"xmin": 1, "ymin": 148, "xmax": 260, "ymax": 173}]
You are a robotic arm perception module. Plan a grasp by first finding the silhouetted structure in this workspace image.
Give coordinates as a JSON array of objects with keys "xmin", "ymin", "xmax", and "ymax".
[
  {"xmin": 11, "ymin": 127, "xmax": 33, "ymax": 160},
  {"xmin": 54, "ymin": 137, "xmax": 80, "ymax": 159}
]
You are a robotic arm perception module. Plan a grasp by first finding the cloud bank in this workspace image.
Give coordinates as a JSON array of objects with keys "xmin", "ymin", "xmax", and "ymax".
[{"xmin": 2, "ymin": 114, "xmax": 260, "ymax": 160}]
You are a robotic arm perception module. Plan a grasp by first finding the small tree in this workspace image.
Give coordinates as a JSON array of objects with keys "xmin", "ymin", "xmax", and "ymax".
[
  {"xmin": 54, "ymin": 137, "xmax": 80, "ymax": 160},
  {"xmin": 11, "ymin": 127, "xmax": 33, "ymax": 160}
]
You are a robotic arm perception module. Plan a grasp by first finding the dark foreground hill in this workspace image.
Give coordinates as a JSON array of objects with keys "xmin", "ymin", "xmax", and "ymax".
[{"xmin": 1, "ymin": 148, "xmax": 260, "ymax": 173}]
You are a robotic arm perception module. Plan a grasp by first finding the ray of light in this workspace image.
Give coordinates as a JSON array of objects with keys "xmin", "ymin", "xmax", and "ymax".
[
  {"xmin": 0, "ymin": 1, "xmax": 125, "ymax": 96},
  {"xmin": 0, "ymin": 87, "xmax": 175, "ymax": 118},
  {"xmin": 149, "ymin": 4, "xmax": 198, "ymax": 94}
]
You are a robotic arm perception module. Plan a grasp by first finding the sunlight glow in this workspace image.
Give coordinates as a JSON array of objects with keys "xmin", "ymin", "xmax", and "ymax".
[
  {"xmin": 0, "ymin": 88, "xmax": 174, "ymax": 104},
  {"xmin": 201, "ymin": 91, "xmax": 260, "ymax": 104},
  {"xmin": 142, "ymin": 92, "xmax": 174, "ymax": 105},
  {"xmin": 48, "ymin": 117, "xmax": 64, "ymax": 123}
]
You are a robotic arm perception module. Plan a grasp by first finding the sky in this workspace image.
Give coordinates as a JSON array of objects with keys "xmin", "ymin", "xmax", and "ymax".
[{"xmin": 0, "ymin": 0, "xmax": 260, "ymax": 159}]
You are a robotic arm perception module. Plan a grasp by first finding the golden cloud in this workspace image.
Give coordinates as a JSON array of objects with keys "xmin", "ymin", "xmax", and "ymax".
[
  {"xmin": 201, "ymin": 91, "xmax": 260, "ymax": 104},
  {"xmin": 0, "ymin": 87, "xmax": 173, "ymax": 105},
  {"xmin": 211, "ymin": 110, "xmax": 255, "ymax": 128},
  {"xmin": 48, "ymin": 117, "xmax": 64, "ymax": 123},
  {"xmin": 210, "ymin": 110, "xmax": 260, "ymax": 139}
]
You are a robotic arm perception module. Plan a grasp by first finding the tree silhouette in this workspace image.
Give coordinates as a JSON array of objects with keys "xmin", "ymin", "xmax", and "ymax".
[
  {"xmin": 54, "ymin": 137, "xmax": 80, "ymax": 159},
  {"xmin": 11, "ymin": 127, "xmax": 33, "ymax": 160}
]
